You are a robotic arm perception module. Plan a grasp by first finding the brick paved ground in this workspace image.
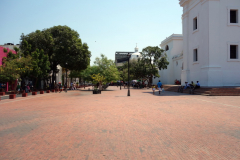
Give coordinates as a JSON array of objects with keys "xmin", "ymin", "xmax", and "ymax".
[{"xmin": 0, "ymin": 86, "xmax": 240, "ymax": 160}]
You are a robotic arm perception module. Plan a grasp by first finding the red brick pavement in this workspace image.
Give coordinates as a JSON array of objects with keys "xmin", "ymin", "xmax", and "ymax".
[{"xmin": 0, "ymin": 86, "xmax": 240, "ymax": 159}]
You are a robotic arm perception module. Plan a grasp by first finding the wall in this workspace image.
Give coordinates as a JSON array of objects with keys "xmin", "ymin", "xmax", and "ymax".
[
  {"xmin": 180, "ymin": 0, "xmax": 240, "ymax": 86},
  {"xmin": 0, "ymin": 46, "xmax": 17, "ymax": 65},
  {"xmin": 152, "ymin": 34, "xmax": 183, "ymax": 85}
]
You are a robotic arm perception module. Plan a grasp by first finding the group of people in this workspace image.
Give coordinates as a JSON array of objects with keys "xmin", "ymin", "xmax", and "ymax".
[
  {"xmin": 152, "ymin": 80, "xmax": 163, "ymax": 95},
  {"xmin": 16, "ymin": 82, "xmax": 32, "ymax": 94},
  {"xmin": 70, "ymin": 82, "xmax": 77, "ymax": 90},
  {"xmin": 184, "ymin": 81, "xmax": 200, "ymax": 89}
]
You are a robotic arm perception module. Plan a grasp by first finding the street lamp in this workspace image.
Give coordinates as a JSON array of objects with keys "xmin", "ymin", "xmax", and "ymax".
[
  {"xmin": 117, "ymin": 53, "xmax": 131, "ymax": 96},
  {"xmin": 127, "ymin": 53, "xmax": 131, "ymax": 96},
  {"xmin": 66, "ymin": 63, "xmax": 67, "ymax": 89}
]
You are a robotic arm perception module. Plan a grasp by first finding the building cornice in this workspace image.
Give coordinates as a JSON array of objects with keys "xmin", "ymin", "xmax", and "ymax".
[
  {"xmin": 160, "ymin": 34, "xmax": 183, "ymax": 47},
  {"xmin": 179, "ymin": 0, "xmax": 190, "ymax": 7}
]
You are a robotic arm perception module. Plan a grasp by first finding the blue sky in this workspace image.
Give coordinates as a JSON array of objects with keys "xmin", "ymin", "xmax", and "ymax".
[{"xmin": 0, "ymin": 0, "xmax": 182, "ymax": 65}]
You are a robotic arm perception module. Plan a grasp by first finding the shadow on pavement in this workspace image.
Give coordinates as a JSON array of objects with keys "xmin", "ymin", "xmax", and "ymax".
[{"xmin": 142, "ymin": 91, "xmax": 191, "ymax": 96}]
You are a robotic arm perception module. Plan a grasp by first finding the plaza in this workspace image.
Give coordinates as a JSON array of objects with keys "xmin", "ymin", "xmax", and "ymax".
[{"xmin": 0, "ymin": 86, "xmax": 240, "ymax": 159}]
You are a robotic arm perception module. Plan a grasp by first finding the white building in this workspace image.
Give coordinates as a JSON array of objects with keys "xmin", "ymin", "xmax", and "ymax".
[
  {"xmin": 180, "ymin": 0, "xmax": 240, "ymax": 86},
  {"xmin": 153, "ymin": 34, "xmax": 183, "ymax": 85},
  {"xmin": 130, "ymin": 45, "xmax": 141, "ymax": 60},
  {"xmin": 155, "ymin": 0, "xmax": 240, "ymax": 86}
]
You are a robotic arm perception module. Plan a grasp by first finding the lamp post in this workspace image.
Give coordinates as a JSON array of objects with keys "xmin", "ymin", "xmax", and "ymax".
[
  {"xmin": 127, "ymin": 53, "xmax": 131, "ymax": 96},
  {"xmin": 66, "ymin": 63, "xmax": 67, "ymax": 89},
  {"xmin": 116, "ymin": 54, "xmax": 131, "ymax": 96}
]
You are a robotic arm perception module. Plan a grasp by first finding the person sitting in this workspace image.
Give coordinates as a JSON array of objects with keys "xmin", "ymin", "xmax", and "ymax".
[
  {"xmin": 184, "ymin": 82, "xmax": 190, "ymax": 89},
  {"xmin": 190, "ymin": 81, "xmax": 195, "ymax": 89},
  {"xmin": 195, "ymin": 81, "xmax": 200, "ymax": 89}
]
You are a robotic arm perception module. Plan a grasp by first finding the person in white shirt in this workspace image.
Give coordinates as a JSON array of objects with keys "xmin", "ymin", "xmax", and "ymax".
[
  {"xmin": 184, "ymin": 82, "xmax": 190, "ymax": 89},
  {"xmin": 195, "ymin": 81, "xmax": 200, "ymax": 89}
]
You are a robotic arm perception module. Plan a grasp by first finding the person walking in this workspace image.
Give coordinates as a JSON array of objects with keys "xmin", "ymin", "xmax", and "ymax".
[
  {"xmin": 16, "ymin": 83, "xmax": 21, "ymax": 94},
  {"xmin": 152, "ymin": 85, "xmax": 156, "ymax": 95},
  {"xmin": 59, "ymin": 83, "xmax": 62, "ymax": 93},
  {"xmin": 64, "ymin": 83, "xmax": 67, "ymax": 93},
  {"xmin": 157, "ymin": 80, "xmax": 162, "ymax": 95}
]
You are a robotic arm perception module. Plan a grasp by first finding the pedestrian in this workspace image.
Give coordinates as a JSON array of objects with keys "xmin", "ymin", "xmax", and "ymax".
[
  {"xmin": 25, "ymin": 85, "xmax": 28, "ymax": 93},
  {"xmin": 27, "ymin": 85, "xmax": 30, "ymax": 93},
  {"xmin": 59, "ymin": 82, "xmax": 62, "ymax": 93},
  {"xmin": 152, "ymin": 85, "xmax": 156, "ymax": 95},
  {"xmin": 17, "ymin": 83, "xmax": 21, "ymax": 94},
  {"xmin": 64, "ymin": 83, "xmax": 67, "ymax": 93},
  {"xmin": 157, "ymin": 80, "xmax": 162, "ymax": 95}
]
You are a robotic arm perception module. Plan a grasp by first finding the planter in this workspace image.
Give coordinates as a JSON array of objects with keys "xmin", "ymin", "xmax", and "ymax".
[
  {"xmin": 9, "ymin": 94, "xmax": 16, "ymax": 99},
  {"xmin": 0, "ymin": 92, "xmax": 5, "ymax": 96},
  {"xmin": 93, "ymin": 90, "xmax": 101, "ymax": 94},
  {"xmin": 22, "ymin": 93, "xmax": 28, "ymax": 97},
  {"xmin": 40, "ymin": 91, "xmax": 44, "ymax": 94},
  {"xmin": 55, "ymin": 89, "xmax": 59, "ymax": 92},
  {"xmin": 32, "ymin": 91, "xmax": 37, "ymax": 95},
  {"xmin": 46, "ymin": 90, "xmax": 50, "ymax": 93},
  {"xmin": 51, "ymin": 89, "xmax": 55, "ymax": 92}
]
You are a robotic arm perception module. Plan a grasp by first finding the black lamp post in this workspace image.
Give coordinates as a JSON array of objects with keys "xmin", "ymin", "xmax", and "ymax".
[
  {"xmin": 116, "ymin": 53, "xmax": 131, "ymax": 96},
  {"xmin": 127, "ymin": 53, "xmax": 131, "ymax": 96},
  {"xmin": 66, "ymin": 63, "xmax": 67, "ymax": 89}
]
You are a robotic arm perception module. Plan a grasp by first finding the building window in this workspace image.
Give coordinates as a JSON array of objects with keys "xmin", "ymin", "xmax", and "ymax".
[
  {"xmin": 193, "ymin": 17, "xmax": 197, "ymax": 30},
  {"xmin": 182, "ymin": 63, "xmax": 184, "ymax": 70},
  {"xmin": 165, "ymin": 45, "xmax": 169, "ymax": 51},
  {"xmin": 230, "ymin": 45, "xmax": 238, "ymax": 59},
  {"xmin": 230, "ymin": 10, "xmax": 238, "ymax": 23},
  {"xmin": 176, "ymin": 61, "xmax": 178, "ymax": 66},
  {"xmin": 193, "ymin": 49, "xmax": 198, "ymax": 62}
]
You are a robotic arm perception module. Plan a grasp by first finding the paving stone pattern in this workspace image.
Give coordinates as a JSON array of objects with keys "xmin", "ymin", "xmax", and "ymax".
[{"xmin": 0, "ymin": 86, "xmax": 240, "ymax": 159}]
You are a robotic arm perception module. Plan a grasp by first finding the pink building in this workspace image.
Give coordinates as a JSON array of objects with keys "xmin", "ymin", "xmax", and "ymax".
[{"xmin": 0, "ymin": 46, "xmax": 17, "ymax": 91}]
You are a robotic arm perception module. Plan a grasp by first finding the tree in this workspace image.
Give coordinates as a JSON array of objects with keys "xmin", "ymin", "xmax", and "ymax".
[
  {"xmin": 93, "ymin": 54, "xmax": 120, "ymax": 83},
  {"xmin": 29, "ymin": 49, "xmax": 50, "ymax": 89},
  {"xmin": 91, "ymin": 73, "xmax": 105, "ymax": 85},
  {"xmin": 0, "ymin": 54, "xmax": 33, "ymax": 84},
  {"xmin": 20, "ymin": 25, "xmax": 91, "ymax": 86},
  {"xmin": 141, "ymin": 46, "xmax": 169, "ymax": 86}
]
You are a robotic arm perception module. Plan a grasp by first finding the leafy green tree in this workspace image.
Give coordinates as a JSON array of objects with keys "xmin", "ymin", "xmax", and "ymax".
[
  {"xmin": 30, "ymin": 49, "xmax": 50, "ymax": 89},
  {"xmin": 20, "ymin": 25, "xmax": 91, "ymax": 86},
  {"xmin": 141, "ymin": 46, "xmax": 169, "ymax": 86},
  {"xmin": 0, "ymin": 55, "xmax": 32, "ymax": 84},
  {"xmin": 94, "ymin": 54, "xmax": 120, "ymax": 83}
]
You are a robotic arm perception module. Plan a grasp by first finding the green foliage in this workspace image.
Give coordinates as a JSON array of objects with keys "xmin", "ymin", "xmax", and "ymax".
[
  {"xmin": 119, "ymin": 46, "xmax": 167, "ymax": 85},
  {"xmin": 3, "ymin": 48, "xmax": 7, "ymax": 53},
  {"xmin": 20, "ymin": 25, "xmax": 91, "ymax": 76},
  {"xmin": 91, "ymin": 73, "xmax": 105, "ymax": 84},
  {"xmin": 30, "ymin": 49, "xmax": 50, "ymax": 79},
  {"xmin": 93, "ymin": 54, "xmax": 120, "ymax": 83},
  {"xmin": 0, "ymin": 55, "xmax": 33, "ymax": 83},
  {"xmin": 141, "ymin": 46, "xmax": 169, "ymax": 70},
  {"xmin": 80, "ymin": 65, "xmax": 99, "ymax": 82}
]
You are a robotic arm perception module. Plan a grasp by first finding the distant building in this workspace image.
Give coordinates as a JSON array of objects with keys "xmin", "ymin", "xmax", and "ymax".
[
  {"xmin": 0, "ymin": 43, "xmax": 20, "ymax": 51},
  {"xmin": 153, "ymin": 34, "xmax": 183, "ymax": 85},
  {"xmin": 115, "ymin": 45, "xmax": 141, "ymax": 66}
]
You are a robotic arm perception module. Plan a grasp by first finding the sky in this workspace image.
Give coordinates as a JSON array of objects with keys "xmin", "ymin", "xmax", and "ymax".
[{"xmin": 0, "ymin": 0, "xmax": 183, "ymax": 65}]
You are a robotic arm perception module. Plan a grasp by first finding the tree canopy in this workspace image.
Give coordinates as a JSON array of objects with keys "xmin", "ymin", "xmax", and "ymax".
[
  {"xmin": 0, "ymin": 50, "xmax": 33, "ymax": 83},
  {"xmin": 20, "ymin": 25, "xmax": 91, "ymax": 84},
  {"xmin": 118, "ymin": 46, "xmax": 168, "ymax": 86}
]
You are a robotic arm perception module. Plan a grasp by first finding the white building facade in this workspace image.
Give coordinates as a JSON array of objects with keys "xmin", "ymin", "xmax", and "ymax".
[
  {"xmin": 180, "ymin": 0, "xmax": 240, "ymax": 86},
  {"xmin": 153, "ymin": 34, "xmax": 183, "ymax": 85}
]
